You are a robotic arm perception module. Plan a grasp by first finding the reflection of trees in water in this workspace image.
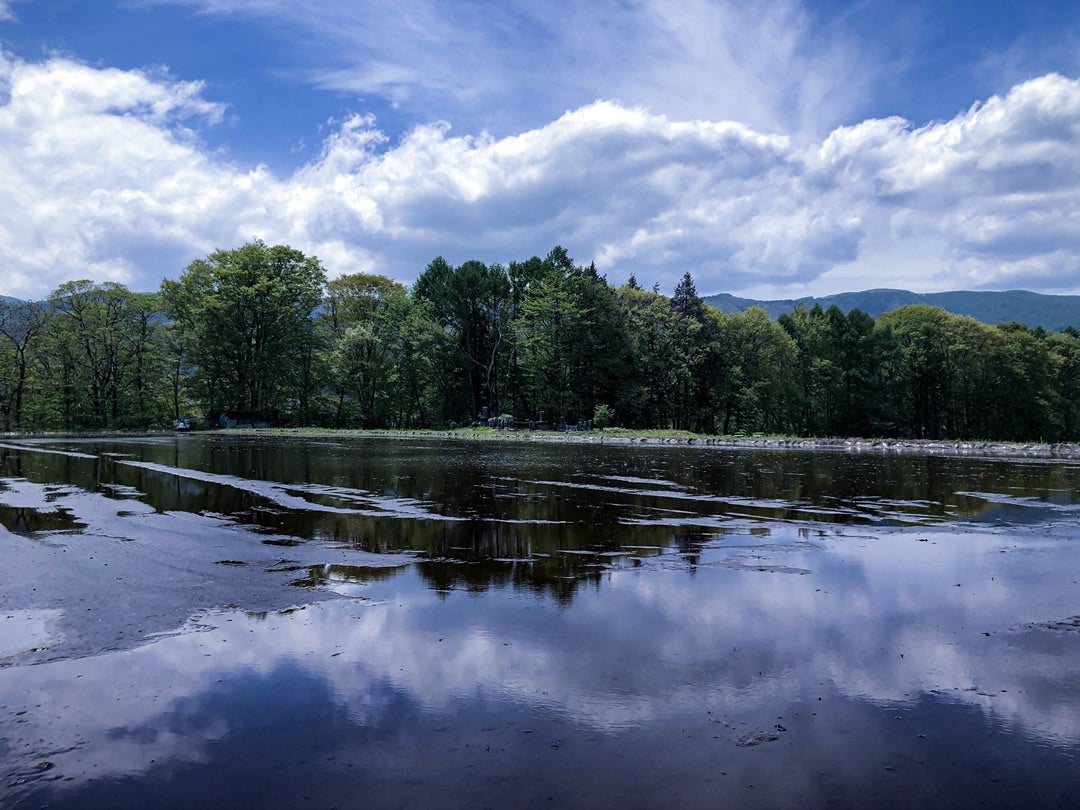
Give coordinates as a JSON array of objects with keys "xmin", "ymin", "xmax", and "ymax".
[
  {"xmin": 8, "ymin": 437, "xmax": 1080, "ymax": 598},
  {"xmin": 0, "ymin": 504, "xmax": 83, "ymax": 535},
  {"xmin": 2, "ymin": 446, "xmax": 101, "ymax": 495},
  {"xmin": 33, "ymin": 438, "xmax": 1080, "ymax": 526},
  {"xmin": 698, "ymin": 451, "xmax": 1080, "ymax": 522},
  {"xmin": 0, "ymin": 448, "xmax": 24, "ymax": 478},
  {"xmin": 413, "ymin": 520, "xmax": 601, "ymax": 604},
  {"xmin": 427, "ymin": 520, "xmax": 532, "ymax": 559},
  {"xmin": 416, "ymin": 558, "xmax": 602, "ymax": 607},
  {"xmin": 671, "ymin": 527, "xmax": 705, "ymax": 568},
  {"xmin": 287, "ymin": 562, "xmax": 407, "ymax": 589},
  {"xmin": 0, "ymin": 453, "xmax": 86, "ymax": 535}
]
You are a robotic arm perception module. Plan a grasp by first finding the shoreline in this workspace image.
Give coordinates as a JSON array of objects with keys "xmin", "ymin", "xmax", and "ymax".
[
  {"xmin": 5, "ymin": 427, "xmax": 1080, "ymax": 459},
  {"xmin": 218, "ymin": 428, "xmax": 1080, "ymax": 460}
]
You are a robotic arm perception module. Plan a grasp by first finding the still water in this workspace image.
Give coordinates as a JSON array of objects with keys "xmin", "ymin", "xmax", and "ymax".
[{"xmin": 0, "ymin": 435, "xmax": 1078, "ymax": 808}]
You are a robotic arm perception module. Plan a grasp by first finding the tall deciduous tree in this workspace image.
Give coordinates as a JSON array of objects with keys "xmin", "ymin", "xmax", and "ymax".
[
  {"xmin": 413, "ymin": 257, "xmax": 512, "ymax": 420},
  {"xmin": 43, "ymin": 281, "xmax": 165, "ymax": 429},
  {"xmin": 0, "ymin": 300, "xmax": 50, "ymax": 432},
  {"xmin": 161, "ymin": 241, "xmax": 326, "ymax": 420},
  {"xmin": 1047, "ymin": 329, "xmax": 1080, "ymax": 440},
  {"xmin": 322, "ymin": 272, "xmax": 408, "ymax": 426},
  {"xmin": 516, "ymin": 249, "xmax": 631, "ymax": 423},
  {"xmin": 617, "ymin": 285, "xmax": 683, "ymax": 427},
  {"xmin": 717, "ymin": 307, "xmax": 798, "ymax": 435},
  {"xmin": 876, "ymin": 306, "xmax": 954, "ymax": 439}
]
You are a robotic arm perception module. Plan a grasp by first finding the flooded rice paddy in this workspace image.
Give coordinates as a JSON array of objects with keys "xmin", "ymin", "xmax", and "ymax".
[{"xmin": 0, "ymin": 435, "xmax": 1078, "ymax": 808}]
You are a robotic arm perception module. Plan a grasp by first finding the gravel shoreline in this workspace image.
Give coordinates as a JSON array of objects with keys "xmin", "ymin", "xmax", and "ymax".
[
  {"xmin": 246, "ymin": 429, "xmax": 1080, "ymax": 459},
  {"xmin": 5, "ymin": 428, "xmax": 1080, "ymax": 459}
]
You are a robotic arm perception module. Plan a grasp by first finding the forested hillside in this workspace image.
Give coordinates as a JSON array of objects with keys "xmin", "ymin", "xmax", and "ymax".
[
  {"xmin": 704, "ymin": 289, "xmax": 1080, "ymax": 331},
  {"xmin": 2, "ymin": 242, "xmax": 1079, "ymax": 442}
]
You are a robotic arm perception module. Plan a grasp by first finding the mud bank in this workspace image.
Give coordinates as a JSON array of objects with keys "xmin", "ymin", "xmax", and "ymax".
[
  {"xmin": 8, "ymin": 429, "xmax": 1080, "ymax": 459},
  {"xmin": 228, "ymin": 428, "xmax": 1080, "ymax": 460}
]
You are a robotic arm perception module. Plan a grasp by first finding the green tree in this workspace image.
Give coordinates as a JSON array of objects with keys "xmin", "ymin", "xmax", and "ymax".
[
  {"xmin": 516, "ymin": 250, "xmax": 631, "ymax": 424},
  {"xmin": 830, "ymin": 308, "xmax": 893, "ymax": 436},
  {"xmin": 778, "ymin": 304, "xmax": 842, "ymax": 436},
  {"xmin": 322, "ymin": 272, "xmax": 408, "ymax": 426},
  {"xmin": 43, "ymin": 281, "xmax": 166, "ymax": 429},
  {"xmin": 161, "ymin": 241, "xmax": 327, "ymax": 421},
  {"xmin": 593, "ymin": 403, "xmax": 615, "ymax": 428},
  {"xmin": 382, "ymin": 295, "xmax": 443, "ymax": 428},
  {"xmin": 0, "ymin": 300, "xmax": 49, "ymax": 432},
  {"xmin": 1047, "ymin": 329, "xmax": 1080, "ymax": 440},
  {"xmin": 668, "ymin": 272, "xmax": 711, "ymax": 430},
  {"xmin": 877, "ymin": 306, "xmax": 954, "ymax": 439},
  {"xmin": 986, "ymin": 323, "xmax": 1055, "ymax": 440},
  {"xmin": 671, "ymin": 272, "xmax": 706, "ymax": 321},
  {"xmin": 616, "ymin": 285, "xmax": 683, "ymax": 428},
  {"xmin": 413, "ymin": 257, "xmax": 512, "ymax": 421},
  {"xmin": 716, "ymin": 307, "xmax": 797, "ymax": 435}
]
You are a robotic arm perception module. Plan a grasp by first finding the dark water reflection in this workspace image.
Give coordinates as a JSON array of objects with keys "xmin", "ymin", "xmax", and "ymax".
[{"xmin": 1, "ymin": 436, "xmax": 1079, "ymax": 807}]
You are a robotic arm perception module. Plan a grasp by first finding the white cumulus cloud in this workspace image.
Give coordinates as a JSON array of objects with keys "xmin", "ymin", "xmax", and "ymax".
[
  {"xmin": 816, "ymin": 73, "xmax": 1080, "ymax": 291},
  {"xmin": 2, "ymin": 50, "xmax": 1080, "ymax": 299}
]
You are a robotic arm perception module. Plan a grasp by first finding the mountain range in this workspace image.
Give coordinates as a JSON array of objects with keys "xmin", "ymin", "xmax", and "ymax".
[{"xmin": 702, "ymin": 289, "xmax": 1080, "ymax": 332}]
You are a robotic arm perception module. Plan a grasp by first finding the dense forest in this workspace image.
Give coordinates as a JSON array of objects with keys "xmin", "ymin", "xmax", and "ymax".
[{"xmin": 1, "ymin": 241, "xmax": 1079, "ymax": 442}]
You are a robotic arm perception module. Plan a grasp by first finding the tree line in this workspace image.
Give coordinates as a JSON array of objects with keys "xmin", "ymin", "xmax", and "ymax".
[{"xmin": 2, "ymin": 240, "xmax": 1079, "ymax": 442}]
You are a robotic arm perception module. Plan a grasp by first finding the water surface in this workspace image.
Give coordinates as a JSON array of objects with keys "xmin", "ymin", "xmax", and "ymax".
[{"xmin": 1, "ymin": 436, "xmax": 1078, "ymax": 807}]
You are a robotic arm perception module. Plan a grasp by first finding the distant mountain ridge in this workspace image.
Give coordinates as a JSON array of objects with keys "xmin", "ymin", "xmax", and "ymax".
[
  {"xmin": 6, "ymin": 289, "xmax": 1079, "ymax": 331},
  {"xmin": 702, "ymin": 288, "xmax": 1080, "ymax": 332}
]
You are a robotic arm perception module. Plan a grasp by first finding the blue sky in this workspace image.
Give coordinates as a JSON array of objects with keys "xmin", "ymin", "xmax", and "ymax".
[{"xmin": 1, "ymin": 0, "xmax": 1080, "ymax": 299}]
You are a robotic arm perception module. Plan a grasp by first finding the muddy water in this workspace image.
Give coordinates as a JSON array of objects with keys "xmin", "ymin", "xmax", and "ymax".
[{"xmin": 0, "ymin": 435, "xmax": 1078, "ymax": 808}]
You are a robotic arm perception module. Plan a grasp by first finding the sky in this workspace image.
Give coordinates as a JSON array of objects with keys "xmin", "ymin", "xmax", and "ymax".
[{"xmin": 1, "ymin": 0, "xmax": 1080, "ymax": 300}]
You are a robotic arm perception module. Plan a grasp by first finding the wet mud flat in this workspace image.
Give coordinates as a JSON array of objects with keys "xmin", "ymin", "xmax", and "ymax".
[{"xmin": 1, "ymin": 436, "xmax": 1079, "ymax": 807}]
